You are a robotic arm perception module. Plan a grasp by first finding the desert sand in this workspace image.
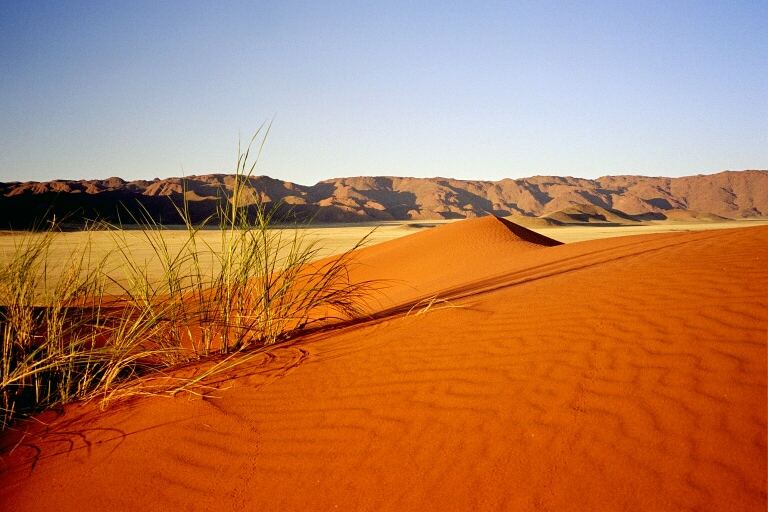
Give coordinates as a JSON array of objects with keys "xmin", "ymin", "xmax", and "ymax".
[{"xmin": 1, "ymin": 217, "xmax": 766, "ymax": 510}]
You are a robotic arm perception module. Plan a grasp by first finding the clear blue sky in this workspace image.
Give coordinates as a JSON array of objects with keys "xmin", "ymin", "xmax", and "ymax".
[{"xmin": 1, "ymin": 1, "xmax": 766, "ymax": 184}]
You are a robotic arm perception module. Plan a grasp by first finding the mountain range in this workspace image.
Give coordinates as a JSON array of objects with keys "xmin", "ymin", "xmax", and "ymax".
[{"xmin": 1, "ymin": 170, "xmax": 766, "ymax": 228}]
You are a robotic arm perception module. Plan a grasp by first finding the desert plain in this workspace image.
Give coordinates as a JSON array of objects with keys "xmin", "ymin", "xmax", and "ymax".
[
  {"xmin": 1, "ymin": 218, "xmax": 766, "ymax": 290},
  {"xmin": 0, "ymin": 217, "xmax": 766, "ymax": 511}
]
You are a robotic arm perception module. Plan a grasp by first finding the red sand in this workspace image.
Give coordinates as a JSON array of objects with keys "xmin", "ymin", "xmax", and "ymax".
[{"xmin": 1, "ymin": 217, "xmax": 766, "ymax": 511}]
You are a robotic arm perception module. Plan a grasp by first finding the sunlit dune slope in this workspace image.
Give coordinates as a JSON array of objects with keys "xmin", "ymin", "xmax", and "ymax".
[
  {"xmin": 1, "ymin": 220, "xmax": 766, "ymax": 511},
  {"xmin": 351, "ymin": 215, "xmax": 561, "ymax": 306}
]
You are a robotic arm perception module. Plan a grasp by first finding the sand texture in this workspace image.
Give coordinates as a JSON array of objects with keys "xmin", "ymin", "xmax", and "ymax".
[{"xmin": 1, "ymin": 217, "xmax": 766, "ymax": 511}]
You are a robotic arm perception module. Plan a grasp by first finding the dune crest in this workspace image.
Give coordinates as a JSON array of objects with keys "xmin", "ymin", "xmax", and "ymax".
[{"xmin": 349, "ymin": 216, "xmax": 561, "ymax": 307}]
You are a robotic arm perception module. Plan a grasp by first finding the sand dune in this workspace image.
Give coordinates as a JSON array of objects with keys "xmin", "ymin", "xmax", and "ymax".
[
  {"xmin": 1, "ymin": 218, "xmax": 766, "ymax": 511},
  {"xmin": 349, "ymin": 216, "xmax": 561, "ymax": 308}
]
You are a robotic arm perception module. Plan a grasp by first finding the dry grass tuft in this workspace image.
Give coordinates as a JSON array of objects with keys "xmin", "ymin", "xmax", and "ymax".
[{"xmin": 0, "ymin": 128, "xmax": 376, "ymax": 429}]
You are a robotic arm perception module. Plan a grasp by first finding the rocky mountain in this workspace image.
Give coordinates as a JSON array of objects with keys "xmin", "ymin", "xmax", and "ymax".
[{"xmin": 0, "ymin": 170, "xmax": 766, "ymax": 228}]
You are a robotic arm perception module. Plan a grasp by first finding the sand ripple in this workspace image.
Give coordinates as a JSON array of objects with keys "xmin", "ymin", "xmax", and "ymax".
[{"xmin": 1, "ymin": 219, "xmax": 766, "ymax": 511}]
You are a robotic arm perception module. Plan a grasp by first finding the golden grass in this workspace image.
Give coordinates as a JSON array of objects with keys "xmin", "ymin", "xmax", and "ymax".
[
  {"xmin": 6, "ymin": 220, "xmax": 765, "ymax": 295},
  {"xmin": 0, "ymin": 226, "xmax": 414, "ymax": 296},
  {"xmin": 0, "ymin": 129, "xmax": 378, "ymax": 429}
]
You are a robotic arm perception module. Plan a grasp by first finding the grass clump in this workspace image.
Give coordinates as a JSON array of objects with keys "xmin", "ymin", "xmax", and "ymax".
[{"xmin": 0, "ymin": 127, "xmax": 374, "ymax": 430}]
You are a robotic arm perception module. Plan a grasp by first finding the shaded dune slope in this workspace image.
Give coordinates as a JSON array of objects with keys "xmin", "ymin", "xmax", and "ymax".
[{"xmin": 1, "ymin": 221, "xmax": 766, "ymax": 511}]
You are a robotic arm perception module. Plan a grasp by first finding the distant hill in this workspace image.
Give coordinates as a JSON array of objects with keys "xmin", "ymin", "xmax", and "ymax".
[{"xmin": 0, "ymin": 170, "xmax": 766, "ymax": 228}]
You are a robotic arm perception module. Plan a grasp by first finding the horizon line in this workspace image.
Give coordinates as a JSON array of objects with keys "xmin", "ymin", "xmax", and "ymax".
[{"xmin": 2, "ymin": 168, "xmax": 766, "ymax": 187}]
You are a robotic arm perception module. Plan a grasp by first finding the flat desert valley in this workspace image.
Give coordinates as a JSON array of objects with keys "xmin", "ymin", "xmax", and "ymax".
[{"xmin": 1, "ymin": 218, "xmax": 766, "ymax": 510}]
